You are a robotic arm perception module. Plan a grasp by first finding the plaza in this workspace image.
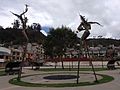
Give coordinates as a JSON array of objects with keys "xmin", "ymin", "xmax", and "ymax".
[
  {"xmin": 0, "ymin": 65, "xmax": 120, "ymax": 90},
  {"xmin": 0, "ymin": 1, "xmax": 120, "ymax": 90}
]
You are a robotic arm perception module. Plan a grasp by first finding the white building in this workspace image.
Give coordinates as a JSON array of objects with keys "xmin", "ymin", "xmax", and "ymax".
[
  {"xmin": 26, "ymin": 43, "xmax": 44, "ymax": 62},
  {"xmin": 0, "ymin": 47, "xmax": 11, "ymax": 66}
]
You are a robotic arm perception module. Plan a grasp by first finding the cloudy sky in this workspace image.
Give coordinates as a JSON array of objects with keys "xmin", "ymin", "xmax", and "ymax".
[{"xmin": 0, "ymin": 0, "xmax": 120, "ymax": 39}]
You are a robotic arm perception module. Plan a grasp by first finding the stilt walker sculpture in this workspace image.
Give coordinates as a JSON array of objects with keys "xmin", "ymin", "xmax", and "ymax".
[
  {"xmin": 76, "ymin": 14, "xmax": 103, "ymax": 84},
  {"xmin": 11, "ymin": 4, "xmax": 29, "ymax": 81}
]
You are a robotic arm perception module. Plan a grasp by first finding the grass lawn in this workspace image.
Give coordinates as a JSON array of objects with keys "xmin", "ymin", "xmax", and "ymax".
[
  {"xmin": 38, "ymin": 67, "xmax": 108, "ymax": 72},
  {"xmin": 0, "ymin": 70, "xmax": 6, "ymax": 76},
  {"xmin": 9, "ymin": 73, "xmax": 114, "ymax": 87}
]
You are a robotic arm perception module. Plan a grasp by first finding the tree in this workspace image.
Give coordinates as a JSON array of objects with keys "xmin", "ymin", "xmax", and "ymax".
[
  {"xmin": 0, "ymin": 25, "xmax": 3, "ymax": 29},
  {"xmin": 31, "ymin": 23, "xmax": 41, "ymax": 31},
  {"xmin": 12, "ymin": 19, "xmax": 20, "ymax": 29},
  {"xmin": 44, "ymin": 26, "xmax": 78, "ymax": 69},
  {"xmin": 0, "ymin": 28, "xmax": 45, "ymax": 45}
]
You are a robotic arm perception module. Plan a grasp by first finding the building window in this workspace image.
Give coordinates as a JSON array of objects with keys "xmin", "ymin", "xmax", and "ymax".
[
  {"xmin": 17, "ymin": 57, "xmax": 19, "ymax": 60},
  {"xmin": 17, "ymin": 52, "xmax": 20, "ymax": 55},
  {"xmin": 13, "ymin": 56, "xmax": 15, "ymax": 59},
  {"xmin": 6, "ymin": 56, "xmax": 8, "ymax": 59},
  {"xmin": 13, "ymin": 52, "xmax": 15, "ymax": 55},
  {"xmin": 0, "ymin": 55, "xmax": 4, "ymax": 59}
]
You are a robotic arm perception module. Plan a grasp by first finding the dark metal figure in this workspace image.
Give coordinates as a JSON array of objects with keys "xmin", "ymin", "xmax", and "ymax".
[
  {"xmin": 10, "ymin": 4, "xmax": 29, "ymax": 81},
  {"xmin": 76, "ymin": 14, "xmax": 102, "ymax": 84},
  {"xmin": 10, "ymin": 4, "xmax": 29, "ymax": 41},
  {"xmin": 77, "ymin": 14, "xmax": 103, "ymax": 48},
  {"xmin": 78, "ymin": 15, "xmax": 103, "ymax": 30}
]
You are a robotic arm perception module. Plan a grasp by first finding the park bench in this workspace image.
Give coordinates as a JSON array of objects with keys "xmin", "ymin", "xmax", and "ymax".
[
  {"xmin": 30, "ymin": 61, "xmax": 43, "ymax": 70},
  {"xmin": 5, "ymin": 62, "xmax": 21, "ymax": 75},
  {"xmin": 107, "ymin": 60, "xmax": 116, "ymax": 70},
  {"xmin": 106, "ymin": 57, "xmax": 120, "ymax": 70}
]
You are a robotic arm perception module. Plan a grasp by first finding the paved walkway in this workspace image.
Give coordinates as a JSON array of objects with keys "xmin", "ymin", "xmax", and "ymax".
[{"xmin": 0, "ymin": 68, "xmax": 120, "ymax": 90}]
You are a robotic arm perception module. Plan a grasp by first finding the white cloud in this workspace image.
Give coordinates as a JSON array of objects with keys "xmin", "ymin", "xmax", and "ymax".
[
  {"xmin": 105, "ymin": 33, "xmax": 113, "ymax": 38},
  {"xmin": 0, "ymin": 0, "xmax": 120, "ymax": 39},
  {"xmin": 27, "ymin": 7, "xmax": 54, "ymax": 26}
]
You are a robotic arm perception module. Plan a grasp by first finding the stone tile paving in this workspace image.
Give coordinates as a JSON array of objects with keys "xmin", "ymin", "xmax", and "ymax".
[{"xmin": 0, "ymin": 68, "xmax": 120, "ymax": 90}]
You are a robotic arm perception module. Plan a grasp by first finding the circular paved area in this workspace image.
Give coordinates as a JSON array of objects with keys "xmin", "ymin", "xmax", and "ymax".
[{"xmin": 21, "ymin": 73, "xmax": 102, "ymax": 84}]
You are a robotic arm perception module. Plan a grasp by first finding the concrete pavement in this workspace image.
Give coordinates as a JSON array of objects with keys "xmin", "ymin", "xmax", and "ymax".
[{"xmin": 0, "ymin": 68, "xmax": 120, "ymax": 90}]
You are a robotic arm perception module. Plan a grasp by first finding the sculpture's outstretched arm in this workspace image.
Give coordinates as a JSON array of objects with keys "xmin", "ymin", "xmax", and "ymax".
[
  {"xmin": 10, "ymin": 11, "xmax": 20, "ymax": 18},
  {"xmin": 20, "ymin": 4, "xmax": 28, "ymax": 16},
  {"xmin": 79, "ymin": 14, "xmax": 86, "ymax": 23},
  {"xmin": 88, "ymin": 22, "xmax": 103, "ymax": 27}
]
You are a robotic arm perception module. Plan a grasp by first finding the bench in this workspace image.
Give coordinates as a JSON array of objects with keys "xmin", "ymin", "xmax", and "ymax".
[
  {"xmin": 30, "ymin": 62, "xmax": 43, "ymax": 70},
  {"xmin": 107, "ymin": 60, "xmax": 116, "ymax": 70},
  {"xmin": 5, "ymin": 62, "xmax": 21, "ymax": 75}
]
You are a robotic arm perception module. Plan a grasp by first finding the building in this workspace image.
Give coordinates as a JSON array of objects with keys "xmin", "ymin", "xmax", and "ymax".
[
  {"xmin": 0, "ymin": 47, "xmax": 11, "ymax": 66},
  {"xmin": 11, "ymin": 48, "xmax": 22, "ymax": 61},
  {"xmin": 26, "ymin": 43, "xmax": 44, "ymax": 63}
]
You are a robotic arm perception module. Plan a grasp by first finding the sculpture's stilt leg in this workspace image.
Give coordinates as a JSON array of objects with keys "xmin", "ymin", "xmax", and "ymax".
[
  {"xmin": 77, "ymin": 14, "xmax": 102, "ymax": 84},
  {"xmin": 90, "ymin": 59, "xmax": 98, "ymax": 82},
  {"xmin": 77, "ymin": 60, "xmax": 80, "ymax": 84},
  {"xmin": 86, "ymin": 47, "xmax": 98, "ymax": 82}
]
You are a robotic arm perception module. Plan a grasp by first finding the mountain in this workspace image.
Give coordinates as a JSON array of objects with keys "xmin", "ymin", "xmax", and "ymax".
[
  {"xmin": 0, "ymin": 28, "xmax": 46, "ymax": 45},
  {"xmin": 87, "ymin": 38, "xmax": 120, "ymax": 47}
]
